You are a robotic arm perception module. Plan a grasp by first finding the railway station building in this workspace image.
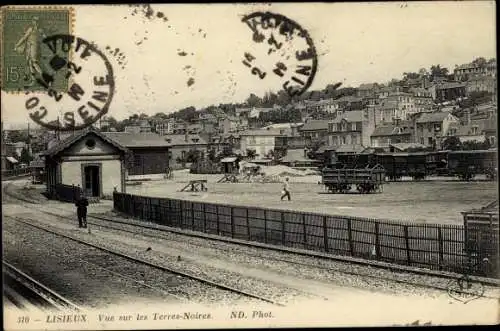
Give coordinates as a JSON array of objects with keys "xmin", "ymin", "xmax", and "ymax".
[{"xmin": 43, "ymin": 129, "xmax": 130, "ymax": 199}]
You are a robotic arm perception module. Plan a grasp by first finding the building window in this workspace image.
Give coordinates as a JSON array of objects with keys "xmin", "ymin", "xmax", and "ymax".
[
  {"xmin": 342, "ymin": 136, "xmax": 346, "ymax": 145},
  {"xmin": 181, "ymin": 151, "xmax": 186, "ymax": 159},
  {"xmin": 472, "ymin": 126, "xmax": 479, "ymax": 134},
  {"xmin": 85, "ymin": 138, "xmax": 96, "ymax": 149},
  {"xmin": 420, "ymin": 138, "xmax": 424, "ymax": 145},
  {"xmin": 351, "ymin": 123, "xmax": 357, "ymax": 131},
  {"xmin": 434, "ymin": 124, "xmax": 442, "ymax": 132}
]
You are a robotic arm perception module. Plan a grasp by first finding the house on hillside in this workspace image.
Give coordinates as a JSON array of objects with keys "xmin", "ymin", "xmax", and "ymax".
[
  {"xmin": 466, "ymin": 75, "xmax": 497, "ymax": 95},
  {"xmin": 239, "ymin": 128, "xmax": 287, "ymax": 157},
  {"xmin": 356, "ymin": 83, "xmax": 380, "ymax": 98},
  {"xmin": 163, "ymin": 134, "xmax": 209, "ymax": 169},
  {"xmin": 445, "ymin": 110, "xmax": 497, "ymax": 146},
  {"xmin": 429, "ymin": 82, "xmax": 467, "ymax": 102},
  {"xmin": 414, "ymin": 111, "xmax": 459, "ymax": 148},
  {"xmin": 299, "ymin": 119, "xmax": 329, "ymax": 142},
  {"xmin": 124, "ymin": 119, "xmax": 152, "ymax": 133},
  {"xmin": 370, "ymin": 120, "xmax": 413, "ymax": 149},
  {"xmin": 326, "ymin": 109, "xmax": 376, "ymax": 149}
]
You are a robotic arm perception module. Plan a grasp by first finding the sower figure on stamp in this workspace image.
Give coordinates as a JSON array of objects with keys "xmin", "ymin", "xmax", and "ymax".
[
  {"xmin": 281, "ymin": 177, "xmax": 291, "ymax": 201},
  {"xmin": 75, "ymin": 196, "xmax": 89, "ymax": 228}
]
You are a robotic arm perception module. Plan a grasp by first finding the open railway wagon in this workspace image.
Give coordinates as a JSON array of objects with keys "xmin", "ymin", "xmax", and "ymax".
[
  {"xmin": 462, "ymin": 200, "xmax": 499, "ymax": 277},
  {"xmin": 321, "ymin": 164, "xmax": 386, "ymax": 193},
  {"xmin": 448, "ymin": 149, "xmax": 498, "ymax": 181}
]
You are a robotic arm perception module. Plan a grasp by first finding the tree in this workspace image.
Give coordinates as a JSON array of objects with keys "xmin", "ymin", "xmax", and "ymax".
[
  {"xmin": 430, "ymin": 65, "xmax": 449, "ymax": 81},
  {"xmin": 19, "ymin": 147, "xmax": 33, "ymax": 164},
  {"xmin": 246, "ymin": 149, "xmax": 257, "ymax": 159},
  {"xmin": 441, "ymin": 136, "xmax": 463, "ymax": 151},
  {"xmin": 246, "ymin": 93, "xmax": 261, "ymax": 107},
  {"xmin": 472, "ymin": 57, "xmax": 487, "ymax": 67}
]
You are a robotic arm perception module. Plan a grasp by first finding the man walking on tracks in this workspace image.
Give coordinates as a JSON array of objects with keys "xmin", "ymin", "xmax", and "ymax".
[
  {"xmin": 75, "ymin": 196, "xmax": 89, "ymax": 228},
  {"xmin": 280, "ymin": 177, "xmax": 291, "ymax": 201}
]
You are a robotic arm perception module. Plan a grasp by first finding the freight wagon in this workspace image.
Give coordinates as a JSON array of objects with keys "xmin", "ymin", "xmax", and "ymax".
[{"xmin": 322, "ymin": 148, "xmax": 497, "ymax": 181}]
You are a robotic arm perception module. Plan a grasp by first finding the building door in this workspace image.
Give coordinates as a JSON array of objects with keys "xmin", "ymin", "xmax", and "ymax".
[{"xmin": 83, "ymin": 165, "xmax": 100, "ymax": 197}]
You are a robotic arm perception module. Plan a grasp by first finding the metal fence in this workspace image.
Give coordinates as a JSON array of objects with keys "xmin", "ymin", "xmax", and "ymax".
[{"xmin": 113, "ymin": 192, "xmax": 496, "ymax": 277}]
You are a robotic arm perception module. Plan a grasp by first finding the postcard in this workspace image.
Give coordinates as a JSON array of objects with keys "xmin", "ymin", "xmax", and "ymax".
[{"xmin": 1, "ymin": 2, "xmax": 498, "ymax": 330}]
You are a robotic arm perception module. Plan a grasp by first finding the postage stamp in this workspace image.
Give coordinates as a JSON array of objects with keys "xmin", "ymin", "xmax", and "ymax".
[
  {"xmin": 241, "ymin": 11, "xmax": 317, "ymax": 97},
  {"xmin": 1, "ymin": 6, "xmax": 74, "ymax": 93}
]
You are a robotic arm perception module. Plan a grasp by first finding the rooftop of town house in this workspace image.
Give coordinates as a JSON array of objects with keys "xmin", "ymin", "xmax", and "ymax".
[
  {"xmin": 387, "ymin": 91, "xmax": 412, "ymax": 97},
  {"xmin": 390, "ymin": 142, "xmax": 427, "ymax": 152},
  {"xmin": 280, "ymin": 148, "xmax": 319, "ymax": 163},
  {"xmin": 262, "ymin": 123, "xmax": 304, "ymax": 130},
  {"xmin": 102, "ymin": 132, "xmax": 172, "ymax": 148},
  {"xmin": 162, "ymin": 134, "xmax": 208, "ymax": 146},
  {"xmin": 333, "ymin": 95, "xmax": 364, "ymax": 103},
  {"xmin": 415, "ymin": 111, "xmax": 457, "ymax": 123},
  {"xmin": 330, "ymin": 110, "xmax": 364, "ymax": 123},
  {"xmin": 335, "ymin": 144, "xmax": 366, "ymax": 153},
  {"xmin": 433, "ymin": 81, "xmax": 467, "ymax": 89},
  {"xmin": 239, "ymin": 128, "xmax": 289, "ymax": 136},
  {"xmin": 299, "ymin": 119, "xmax": 329, "ymax": 131},
  {"xmin": 358, "ymin": 83, "xmax": 380, "ymax": 90},
  {"xmin": 371, "ymin": 122, "xmax": 412, "ymax": 137}
]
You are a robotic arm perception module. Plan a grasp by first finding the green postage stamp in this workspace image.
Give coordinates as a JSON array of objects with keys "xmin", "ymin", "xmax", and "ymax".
[{"xmin": 1, "ymin": 6, "xmax": 74, "ymax": 93}]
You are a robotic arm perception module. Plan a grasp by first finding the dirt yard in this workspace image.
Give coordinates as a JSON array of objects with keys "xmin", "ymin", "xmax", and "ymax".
[{"xmin": 126, "ymin": 171, "xmax": 498, "ymax": 225}]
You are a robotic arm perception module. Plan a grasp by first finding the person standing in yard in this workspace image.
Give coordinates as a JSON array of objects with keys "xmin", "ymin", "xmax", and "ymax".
[
  {"xmin": 281, "ymin": 177, "xmax": 291, "ymax": 201},
  {"xmin": 75, "ymin": 196, "xmax": 89, "ymax": 228}
]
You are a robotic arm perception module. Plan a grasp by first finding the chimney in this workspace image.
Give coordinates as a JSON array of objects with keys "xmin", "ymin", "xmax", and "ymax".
[{"xmin": 464, "ymin": 109, "xmax": 471, "ymax": 125}]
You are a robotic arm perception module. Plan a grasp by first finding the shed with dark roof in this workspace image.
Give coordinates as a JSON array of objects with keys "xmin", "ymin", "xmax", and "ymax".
[{"xmin": 101, "ymin": 132, "xmax": 171, "ymax": 176}]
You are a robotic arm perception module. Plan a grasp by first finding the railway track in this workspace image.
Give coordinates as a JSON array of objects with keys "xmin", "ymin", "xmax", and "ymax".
[
  {"xmin": 4, "ymin": 181, "xmax": 499, "ymax": 301},
  {"xmin": 3, "ymin": 260, "xmax": 81, "ymax": 312},
  {"xmin": 6, "ymin": 214, "xmax": 286, "ymax": 307}
]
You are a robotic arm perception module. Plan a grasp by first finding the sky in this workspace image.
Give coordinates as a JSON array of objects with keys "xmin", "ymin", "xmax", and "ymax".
[{"xmin": 1, "ymin": 1, "xmax": 496, "ymax": 129}]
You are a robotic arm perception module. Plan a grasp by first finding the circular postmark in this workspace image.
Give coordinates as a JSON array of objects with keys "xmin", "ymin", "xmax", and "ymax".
[
  {"xmin": 241, "ymin": 11, "xmax": 318, "ymax": 97},
  {"xmin": 24, "ymin": 34, "xmax": 115, "ymax": 131}
]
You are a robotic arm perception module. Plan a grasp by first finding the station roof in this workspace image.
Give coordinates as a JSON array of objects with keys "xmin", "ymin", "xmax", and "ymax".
[{"xmin": 43, "ymin": 129, "xmax": 129, "ymax": 157}]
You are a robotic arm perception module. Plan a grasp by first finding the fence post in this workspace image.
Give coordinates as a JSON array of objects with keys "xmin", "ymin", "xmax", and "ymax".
[
  {"xmin": 302, "ymin": 214, "xmax": 307, "ymax": 249},
  {"xmin": 246, "ymin": 208, "xmax": 251, "ymax": 241},
  {"xmin": 437, "ymin": 226, "xmax": 443, "ymax": 270},
  {"xmin": 264, "ymin": 210, "xmax": 268, "ymax": 244},
  {"xmin": 281, "ymin": 211, "xmax": 286, "ymax": 245},
  {"xmin": 191, "ymin": 202, "xmax": 195, "ymax": 230},
  {"xmin": 404, "ymin": 225, "xmax": 411, "ymax": 265},
  {"xmin": 374, "ymin": 222, "xmax": 380, "ymax": 259},
  {"xmin": 202, "ymin": 203, "xmax": 207, "ymax": 233},
  {"xmin": 323, "ymin": 216, "xmax": 329, "ymax": 253},
  {"xmin": 216, "ymin": 205, "xmax": 220, "ymax": 235},
  {"xmin": 347, "ymin": 218, "xmax": 354, "ymax": 255},
  {"xmin": 230, "ymin": 206, "xmax": 235, "ymax": 238},
  {"xmin": 179, "ymin": 201, "xmax": 184, "ymax": 228}
]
